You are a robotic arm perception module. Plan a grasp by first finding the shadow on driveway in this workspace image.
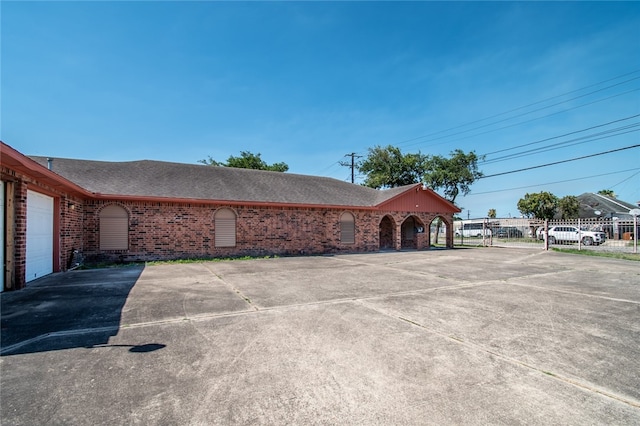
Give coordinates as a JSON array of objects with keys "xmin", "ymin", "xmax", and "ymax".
[{"xmin": 1, "ymin": 266, "xmax": 144, "ymax": 356}]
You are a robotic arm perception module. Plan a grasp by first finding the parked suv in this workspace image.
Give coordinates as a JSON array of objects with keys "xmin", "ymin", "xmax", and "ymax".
[{"xmin": 545, "ymin": 226, "xmax": 606, "ymax": 246}]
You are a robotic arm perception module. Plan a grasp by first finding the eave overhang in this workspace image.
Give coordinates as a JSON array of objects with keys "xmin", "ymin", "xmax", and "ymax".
[
  {"xmin": 1, "ymin": 142, "xmax": 93, "ymax": 198},
  {"xmin": 90, "ymin": 192, "xmax": 380, "ymax": 210}
]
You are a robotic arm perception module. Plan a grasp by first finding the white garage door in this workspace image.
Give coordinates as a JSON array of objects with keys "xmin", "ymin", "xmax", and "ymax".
[{"xmin": 26, "ymin": 190, "xmax": 54, "ymax": 282}]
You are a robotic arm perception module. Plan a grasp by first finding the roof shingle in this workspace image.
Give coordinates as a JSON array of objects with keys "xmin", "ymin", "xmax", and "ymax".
[{"xmin": 29, "ymin": 156, "xmax": 410, "ymax": 207}]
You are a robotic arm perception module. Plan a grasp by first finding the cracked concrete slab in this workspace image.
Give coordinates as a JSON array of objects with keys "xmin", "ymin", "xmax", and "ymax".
[{"xmin": 1, "ymin": 248, "xmax": 639, "ymax": 425}]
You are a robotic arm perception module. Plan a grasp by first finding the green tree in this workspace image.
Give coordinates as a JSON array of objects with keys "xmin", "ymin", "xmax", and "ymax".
[
  {"xmin": 487, "ymin": 209, "xmax": 497, "ymax": 219},
  {"xmin": 422, "ymin": 149, "xmax": 484, "ymax": 205},
  {"xmin": 357, "ymin": 145, "xmax": 428, "ymax": 188},
  {"xmin": 558, "ymin": 195, "xmax": 580, "ymax": 219},
  {"xmin": 597, "ymin": 189, "xmax": 616, "ymax": 198},
  {"xmin": 199, "ymin": 151, "xmax": 288, "ymax": 172},
  {"xmin": 517, "ymin": 191, "xmax": 559, "ymax": 219}
]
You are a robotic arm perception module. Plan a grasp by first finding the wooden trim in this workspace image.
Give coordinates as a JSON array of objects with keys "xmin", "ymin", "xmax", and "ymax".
[{"xmin": 2, "ymin": 181, "xmax": 14, "ymax": 290}]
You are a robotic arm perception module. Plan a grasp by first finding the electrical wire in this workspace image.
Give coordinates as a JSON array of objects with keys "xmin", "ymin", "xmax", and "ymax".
[
  {"xmin": 390, "ymin": 70, "xmax": 640, "ymax": 148},
  {"xmin": 481, "ymin": 124, "xmax": 640, "ymax": 165},
  {"xmin": 320, "ymin": 71, "xmax": 640, "ymax": 190},
  {"xmin": 401, "ymin": 87, "xmax": 640, "ymax": 150},
  {"xmin": 467, "ymin": 167, "xmax": 640, "ymax": 196},
  {"xmin": 313, "ymin": 160, "xmax": 342, "ymax": 176},
  {"xmin": 481, "ymin": 114, "xmax": 640, "ymax": 157},
  {"xmin": 480, "ymin": 144, "xmax": 640, "ymax": 179},
  {"xmin": 610, "ymin": 169, "xmax": 640, "ymax": 189}
]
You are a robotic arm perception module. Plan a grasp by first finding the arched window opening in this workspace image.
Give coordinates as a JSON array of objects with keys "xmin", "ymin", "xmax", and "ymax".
[
  {"xmin": 215, "ymin": 208, "xmax": 236, "ymax": 248},
  {"xmin": 340, "ymin": 212, "xmax": 355, "ymax": 244}
]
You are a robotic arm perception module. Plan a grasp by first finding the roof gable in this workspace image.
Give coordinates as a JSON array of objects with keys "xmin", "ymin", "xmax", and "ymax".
[
  {"xmin": 577, "ymin": 192, "xmax": 638, "ymax": 217},
  {"xmin": 376, "ymin": 184, "xmax": 461, "ymax": 213}
]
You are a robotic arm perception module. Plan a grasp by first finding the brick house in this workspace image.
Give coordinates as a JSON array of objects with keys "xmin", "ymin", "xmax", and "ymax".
[{"xmin": 1, "ymin": 141, "xmax": 460, "ymax": 291}]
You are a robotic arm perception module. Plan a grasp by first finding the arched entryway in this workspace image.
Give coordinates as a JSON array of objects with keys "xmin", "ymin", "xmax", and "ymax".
[
  {"xmin": 429, "ymin": 215, "xmax": 451, "ymax": 248},
  {"xmin": 379, "ymin": 215, "xmax": 395, "ymax": 250},
  {"xmin": 401, "ymin": 215, "xmax": 426, "ymax": 249}
]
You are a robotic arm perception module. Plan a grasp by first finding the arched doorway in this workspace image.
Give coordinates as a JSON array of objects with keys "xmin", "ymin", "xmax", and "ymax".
[
  {"xmin": 401, "ymin": 215, "xmax": 426, "ymax": 249},
  {"xmin": 429, "ymin": 216, "xmax": 450, "ymax": 248},
  {"xmin": 379, "ymin": 215, "xmax": 395, "ymax": 250}
]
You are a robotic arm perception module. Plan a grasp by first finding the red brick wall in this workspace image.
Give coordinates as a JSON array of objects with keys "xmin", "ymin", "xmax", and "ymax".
[
  {"xmin": 80, "ymin": 200, "xmax": 455, "ymax": 264},
  {"xmin": 60, "ymin": 195, "xmax": 84, "ymax": 269},
  {"xmin": 82, "ymin": 201, "xmax": 385, "ymax": 263},
  {"xmin": 13, "ymin": 180, "xmax": 28, "ymax": 289}
]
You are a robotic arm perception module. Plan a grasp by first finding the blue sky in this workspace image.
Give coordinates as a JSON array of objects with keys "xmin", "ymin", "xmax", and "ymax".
[{"xmin": 2, "ymin": 1, "xmax": 639, "ymax": 219}]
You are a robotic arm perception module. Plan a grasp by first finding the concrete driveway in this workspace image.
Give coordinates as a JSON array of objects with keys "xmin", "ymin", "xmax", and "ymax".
[{"xmin": 1, "ymin": 248, "xmax": 639, "ymax": 425}]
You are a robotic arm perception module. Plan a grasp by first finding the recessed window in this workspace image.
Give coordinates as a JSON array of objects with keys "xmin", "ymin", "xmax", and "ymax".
[
  {"xmin": 99, "ymin": 205, "xmax": 128, "ymax": 250},
  {"xmin": 340, "ymin": 212, "xmax": 355, "ymax": 244},
  {"xmin": 215, "ymin": 208, "xmax": 236, "ymax": 247}
]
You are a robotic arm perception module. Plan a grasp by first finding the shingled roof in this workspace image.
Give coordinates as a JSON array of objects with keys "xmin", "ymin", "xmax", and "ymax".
[
  {"xmin": 576, "ymin": 192, "xmax": 639, "ymax": 218},
  {"xmin": 29, "ymin": 156, "xmax": 417, "ymax": 208}
]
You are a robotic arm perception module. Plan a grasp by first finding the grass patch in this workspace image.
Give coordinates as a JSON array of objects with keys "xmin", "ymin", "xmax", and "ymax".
[
  {"xmin": 78, "ymin": 255, "xmax": 278, "ymax": 269},
  {"xmin": 551, "ymin": 248, "xmax": 640, "ymax": 262},
  {"xmin": 145, "ymin": 255, "xmax": 277, "ymax": 266}
]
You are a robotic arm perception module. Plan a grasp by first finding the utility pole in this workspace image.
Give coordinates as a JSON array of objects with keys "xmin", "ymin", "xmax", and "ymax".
[{"xmin": 339, "ymin": 152, "xmax": 362, "ymax": 183}]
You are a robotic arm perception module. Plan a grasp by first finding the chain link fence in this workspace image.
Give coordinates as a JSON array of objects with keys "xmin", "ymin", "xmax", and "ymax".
[{"xmin": 453, "ymin": 217, "xmax": 639, "ymax": 254}]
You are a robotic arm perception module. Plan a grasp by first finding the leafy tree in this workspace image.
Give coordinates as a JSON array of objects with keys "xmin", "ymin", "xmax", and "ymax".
[
  {"xmin": 487, "ymin": 209, "xmax": 497, "ymax": 219},
  {"xmin": 517, "ymin": 191, "xmax": 558, "ymax": 220},
  {"xmin": 199, "ymin": 151, "xmax": 288, "ymax": 172},
  {"xmin": 357, "ymin": 145, "xmax": 428, "ymax": 188},
  {"xmin": 558, "ymin": 195, "xmax": 580, "ymax": 219},
  {"xmin": 597, "ymin": 189, "xmax": 616, "ymax": 198},
  {"xmin": 356, "ymin": 146, "xmax": 483, "ymax": 243},
  {"xmin": 422, "ymin": 149, "xmax": 484, "ymax": 204}
]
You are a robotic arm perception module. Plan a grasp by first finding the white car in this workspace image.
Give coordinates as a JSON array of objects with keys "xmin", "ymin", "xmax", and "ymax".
[{"xmin": 545, "ymin": 226, "xmax": 605, "ymax": 246}]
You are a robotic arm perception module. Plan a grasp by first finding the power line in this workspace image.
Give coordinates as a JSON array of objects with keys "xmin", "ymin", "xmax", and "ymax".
[
  {"xmin": 467, "ymin": 167, "xmax": 640, "ymax": 196},
  {"xmin": 313, "ymin": 160, "xmax": 342, "ymax": 175},
  {"xmin": 481, "ymin": 114, "xmax": 640, "ymax": 157},
  {"xmin": 401, "ymin": 87, "xmax": 640, "ymax": 150},
  {"xmin": 388, "ymin": 70, "xmax": 640, "ymax": 148},
  {"xmin": 480, "ymin": 144, "xmax": 640, "ymax": 179},
  {"xmin": 312, "ymin": 72, "xmax": 640, "ymax": 179},
  {"xmin": 611, "ymin": 169, "xmax": 640, "ymax": 190},
  {"xmin": 481, "ymin": 124, "xmax": 640, "ymax": 165}
]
